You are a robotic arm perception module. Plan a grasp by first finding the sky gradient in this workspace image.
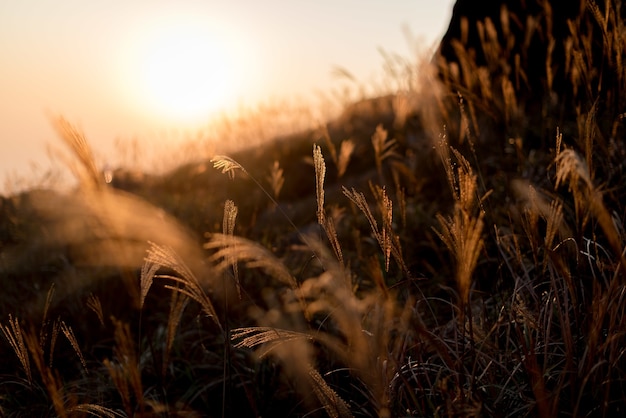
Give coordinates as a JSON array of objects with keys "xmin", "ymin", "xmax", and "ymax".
[{"xmin": 0, "ymin": 0, "xmax": 454, "ymax": 191}]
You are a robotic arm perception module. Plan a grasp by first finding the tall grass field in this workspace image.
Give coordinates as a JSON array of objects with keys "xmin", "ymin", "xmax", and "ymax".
[{"xmin": 2, "ymin": 2, "xmax": 626, "ymax": 416}]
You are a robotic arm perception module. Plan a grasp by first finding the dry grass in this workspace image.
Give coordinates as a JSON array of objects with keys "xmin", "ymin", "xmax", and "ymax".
[{"xmin": 2, "ymin": 2, "xmax": 626, "ymax": 416}]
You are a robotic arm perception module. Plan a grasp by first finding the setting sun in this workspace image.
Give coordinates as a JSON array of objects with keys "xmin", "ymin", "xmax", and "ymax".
[
  {"xmin": 141, "ymin": 26, "xmax": 230, "ymax": 120},
  {"xmin": 120, "ymin": 18, "xmax": 242, "ymax": 125}
]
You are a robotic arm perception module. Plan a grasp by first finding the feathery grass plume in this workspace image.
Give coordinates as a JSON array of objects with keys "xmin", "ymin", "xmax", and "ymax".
[
  {"xmin": 434, "ymin": 138, "xmax": 485, "ymax": 312},
  {"xmin": 60, "ymin": 321, "xmax": 87, "ymax": 371},
  {"xmin": 51, "ymin": 116, "xmax": 102, "ymax": 189},
  {"xmin": 337, "ymin": 139, "xmax": 355, "ymax": 178},
  {"xmin": 211, "ymin": 154, "xmax": 244, "ymax": 180},
  {"xmin": 308, "ymin": 366, "xmax": 354, "ymax": 418},
  {"xmin": 511, "ymin": 179, "xmax": 573, "ymax": 247},
  {"xmin": 232, "ymin": 327, "xmax": 313, "ymax": 358},
  {"xmin": 322, "ymin": 208, "xmax": 344, "ymax": 267},
  {"xmin": 205, "ymin": 233, "xmax": 299, "ymax": 292},
  {"xmin": 86, "ymin": 293, "xmax": 105, "ymax": 327},
  {"xmin": 69, "ymin": 404, "xmax": 125, "ymax": 417},
  {"xmin": 555, "ymin": 148, "xmax": 593, "ymax": 220},
  {"xmin": 544, "ymin": 200, "xmax": 565, "ymax": 251},
  {"xmin": 266, "ymin": 160, "xmax": 285, "ymax": 200},
  {"xmin": 1, "ymin": 314, "xmax": 32, "ymax": 383},
  {"xmin": 223, "ymin": 199, "xmax": 238, "ymax": 239},
  {"xmin": 342, "ymin": 187, "xmax": 380, "ymax": 241},
  {"xmin": 314, "ymin": 144, "xmax": 344, "ymax": 266},
  {"xmin": 139, "ymin": 259, "xmax": 159, "ymax": 311},
  {"xmin": 212, "ymin": 153, "xmax": 320, "ymax": 261},
  {"xmin": 555, "ymin": 147, "xmax": 626, "ymax": 276},
  {"xmin": 371, "ymin": 124, "xmax": 398, "ymax": 181},
  {"xmin": 163, "ymin": 290, "xmax": 188, "ymax": 379},
  {"xmin": 319, "ymin": 125, "xmax": 354, "ymax": 178},
  {"xmin": 314, "ymin": 144, "xmax": 326, "ymax": 225},
  {"xmin": 297, "ymin": 265, "xmax": 411, "ymax": 415},
  {"xmin": 222, "ymin": 199, "xmax": 240, "ymax": 297},
  {"xmin": 342, "ymin": 186, "xmax": 410, "ymax": 276},
  {"xmin": 372, "ymin": 185, "xmax": 393, "ymax": 272},
  {"xmin": 435, "ymin": 201, "xmax": 484, "ymax": 309},
  {"xmin": 23, "ymin": 329, "xmax": 69, "ymax": 418},
  {"xmin": 145, "ymin": 242, "xmax": 222, "ymax": 330},
  {"xmin": 237, "ymin": 296, "xmax": 320, "ymax": 412}
]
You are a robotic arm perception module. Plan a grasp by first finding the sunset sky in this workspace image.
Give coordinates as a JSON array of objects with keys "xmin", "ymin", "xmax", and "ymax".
[{"xmin": 0, "ymin": 0, "xmax": 454, "ymax": 191}]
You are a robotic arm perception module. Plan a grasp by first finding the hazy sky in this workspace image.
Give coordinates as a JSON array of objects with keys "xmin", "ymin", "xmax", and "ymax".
[{"xmin": 0, "ymin": 0, "xmax": 454, "ymax": 191}]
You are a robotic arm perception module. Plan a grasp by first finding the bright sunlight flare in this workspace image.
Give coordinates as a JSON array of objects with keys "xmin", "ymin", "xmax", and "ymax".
[
  {"xmin": 141, "ymin": 27, "xmax": 229, "ymax": 118},
  {"xmin": 122, "ymin": 17, "xmax": 243, "ymax": 125}
]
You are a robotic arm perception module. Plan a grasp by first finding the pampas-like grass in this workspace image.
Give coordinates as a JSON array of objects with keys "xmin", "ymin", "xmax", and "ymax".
[
  {"xmin": 314, "ymin": 144, "xmax": 345, "ymax": 265},
  {"xmin": 6, "ymin": 3, "xmax": 626, "ymax": 415},
  {"xmin": 1, "ymin": 315, "xmax": 32, "ymax": 383},
  {"xmin": 434, "ymin": 136, "xmax": 485, "ymax": 313},
  {"xmin": 145, "ymin": 242, "xmax": 222, "ymax": 330}
]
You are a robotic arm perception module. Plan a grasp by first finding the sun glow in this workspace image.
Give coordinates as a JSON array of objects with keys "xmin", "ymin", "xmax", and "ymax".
[
  {"xmin": 143, "ymin": 29, "xmax": 229, "ymax": 117},
  {"xmin": 120, "ymin": 17, "xmax": 244, "ymax": 125}
]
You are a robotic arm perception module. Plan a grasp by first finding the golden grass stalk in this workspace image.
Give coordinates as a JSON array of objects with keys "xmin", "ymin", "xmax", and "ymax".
[
  {"xmin": 338, "ymin": 140, "xmax": 355, "ymax": 178},
  {"xmin": 206, "ymin": 233, "xmax": 299, "ymax": 292},
  {"xmin": 69, "ymin": 404, "xmax": 125, "ymax": 417},
  {"xmin": 314, "ymin": 144, "xmax": 344, "ymax": 265},
  {"xmin": 211, "ymin": 155, "xmax": 244, "ymax": 180},
  {"xmin": 308, "ymin": 366, "xmax": 354, "ymax": 418},
  {"xmin": 555, "ymin": 146, "xmax": 626, "ymax": 276},
  {"xmin": 222, "ymin": 199, "xmax": 240, "ymax": 297},
  {"xmin": 435, "ymin": 204, "xmax": 484, "ymax": 308},
  {"xmin": 139, "ymin": 260, "xmax": 159, "ymax": 311},
  {"xmin": 371, "ymin": 124, "xmax": 398, "ymax": 181},
  {"xmin": 60, "ymin": 321, "xmax": 87, "ymax": 371},
  {"xmin": 1, "ymin": 314, "xmax": 32, "ymax": 383},
  {"xmin": 86, "ymin": 293, "xmax": 105, "ymax": 327},
  {"xmin": 233, "ymin": 303, "xmax": 356, "ymax": 415},
  {"xmin": 342, "ymin": 186, "xmax": 409, "ymax": 276},
  {"xmin": 544, "ymin": 199, "xmax": 564, "ymax": 251},
  {"xmin": 372, "ymin": 185, "xmax": 394, "ymax": 272},
  {"xmin": 434, "ymin": 138, "xmax": 485, "ymax": 311},
  {"xmin": 314, "ymin": 144, "xmax": 326, "ymax": 225},
  {"xmin": 232, "ymin": 327, "xmax": 313, "ymax": 358},
  {"xmin": 212, "ymin": 154, "xmax": 321, "ymax": 262},
  {"xmin": 232, "ymin": 232, "xmax": 409, "ymax": 415},
  {"xmin": 267, "ymin": 160, "xmax": 285, "ymax": 199},
  {"xmin": 511, "ymin": 179, "xmax": 572, "ymax": 249},
  {"xmin": 320, "ymin": 125, "xmax": 354, "ymax": 178},
  {"xmin": 24, "ymin": 329, "xmax": 69, "ymax": 418},
  {"xmin": 145, "ymin": 242, "xmax": 222, "ymax": 330},
  {"xmin": 51, "ymin": 116, "xmax": 102, "ymax": 189},
  {"xmin": 297, "ymin": 267, "xmax": 410, "ymax": 415}
]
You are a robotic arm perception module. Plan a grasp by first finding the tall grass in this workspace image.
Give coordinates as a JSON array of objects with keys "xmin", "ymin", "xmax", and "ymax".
[{"xmin": 2, "ymin": 1, "xmax": 626, "ymax": 416}]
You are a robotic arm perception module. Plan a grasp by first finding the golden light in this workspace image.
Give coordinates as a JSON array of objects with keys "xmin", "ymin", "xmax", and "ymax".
[{"xmin": 120, "ymin": 18, "xmax": 242, "ymax": 125}]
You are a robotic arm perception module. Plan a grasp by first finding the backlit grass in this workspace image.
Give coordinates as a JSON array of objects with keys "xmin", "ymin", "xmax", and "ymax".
[{"xmin": 1, "ymin": 2, "xmax": 626, "ymax": 417}]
